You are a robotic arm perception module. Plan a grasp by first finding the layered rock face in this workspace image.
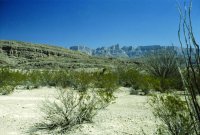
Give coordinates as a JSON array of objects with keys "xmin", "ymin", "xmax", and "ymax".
[
  {"xmin": 0, "ymin": 40, "xmax": 82, "ymax": 59},
  {"xmin": 0, "ymin": 40, "xmax": 119, "ymax": 69}
]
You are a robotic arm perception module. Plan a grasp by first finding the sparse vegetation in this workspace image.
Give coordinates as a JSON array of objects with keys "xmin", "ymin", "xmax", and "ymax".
[
  {"xmin": 149, "ymin": 94, "xmax": 196, "ymax": 135},
  {"xmin": 25, "ymin": 70, "xmax": 71, "ymax": 88},
  {"xmin": 31, "ymin": 69, "xmax": 120, "ymax": 133}
]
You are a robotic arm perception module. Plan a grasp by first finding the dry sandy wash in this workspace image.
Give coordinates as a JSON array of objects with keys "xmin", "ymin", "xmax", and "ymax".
[{"xmin": 0, "ymin": 87, "xmax": 157, "ymax": 135}]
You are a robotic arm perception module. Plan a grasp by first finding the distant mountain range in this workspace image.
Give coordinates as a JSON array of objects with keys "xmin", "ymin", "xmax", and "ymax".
[{"xmin": 69, "ymin": 44, "xmax": 182, "ymax": 58}]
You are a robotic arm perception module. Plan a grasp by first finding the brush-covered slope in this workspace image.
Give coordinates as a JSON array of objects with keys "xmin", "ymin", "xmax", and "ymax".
[{"xmin": 0, "ymin": 40, "xmax": 135, "ymax": 69}]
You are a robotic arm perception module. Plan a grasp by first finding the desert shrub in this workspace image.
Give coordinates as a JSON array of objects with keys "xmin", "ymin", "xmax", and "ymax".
[
  {"xmin": 24, "ymin": 70, "xmax": 43, "ymax": 88},
  {"xmin": 141, "ymin": 75, "xmax": 160, "ymax": 91},
  {"xmin": 119, "ymin": 67, "xmax": 163, "ymax": 93},
  {"xmin": 53, "ymin": 70, "xmax": 70, "ymax": 88},
  {"xmin": 41, "ymin": 70, "xmax": 70, "ymax": 88},
  {"xmin": 138, "ymin": 74, "xmax": 182, "ymax": 93},
  {"xmin": 70, "ymin": 71, "xmax": 93, "ymax": 92},
  {"xmin": 0, "ymin": 85, "xmax": 15, "ymax": 95},
  {"xmin": 117, "ymin": 67, "xmax": 161, "ymax": 94},
  {"xmin": 93, "ymin": 70, "xmax": 119, "ymax": 104},
  {"xmin": 24, "ymin": 70, "xmax": 71, "ymax": 89},
  {"xmin": 0, "ymin": 68, "xmax": 26, "ymax": 94},
  {"xmin": 146, "ymin": 49, "xmax": 183, "ymax": 92},
  {"xmin": 95, "ymin": 71, "xmax": 118, "ymax": 89},
  {"xmin": 149, "ymin": 94, "xmax": 196, "ymax": 135},
  {"xmin": 160, "ymin": 77, "xmax": 183, "ymax": 91},
  {"xmin": 117, "ymin": 67, "xmax": 140, "ymax": 87},
  {"xmin": 33, "ymin": 89, "xmax": 104, "ymax": 134},
  {"xmin": 23, "ymin": 69, "xmax": 119, "ymax": 101},
  {"xmin": 64, "ymin": 69, "xmax": 120, "ymax": 107},
  {"xmin": 39, "ymin": 70, "xmax": 55, "ymax": 86}
]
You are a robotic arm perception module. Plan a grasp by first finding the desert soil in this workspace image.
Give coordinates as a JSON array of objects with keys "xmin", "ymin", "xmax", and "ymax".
[{"xmin": 0, "ymin": 87, "xmax": 157, "ymax": 135}]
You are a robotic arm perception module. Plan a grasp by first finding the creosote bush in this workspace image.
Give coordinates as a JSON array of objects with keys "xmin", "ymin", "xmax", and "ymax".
[
  {"xmin": 0, "ymin": 68, "xmax": 26, "ymax": 95},
  {"xmin": 149, "ymin": 94, "xmax": 196, "ymax": 135},
  {"xmin": 93, "ymin": 69, "xmax": 119, "ymax": 104},
  {"xmin": 117, "ymin": 67, "xmax": 161, "ymax": 95},
  {"xmin": 70, "ymin": 71, "xmax": 94, "ymax": 92},
  {"xmin": 33, "ymin": 89, "xmax": 106, "ymax": 134},
  {"xmin": 24, "ymin": 70, "xmax": 71, "ymax": 88}
]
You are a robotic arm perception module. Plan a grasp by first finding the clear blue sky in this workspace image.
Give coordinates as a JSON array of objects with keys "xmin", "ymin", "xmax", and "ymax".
[{"xmin": 0, "ymin": 0, "xmax": 200, "ymax": 48}]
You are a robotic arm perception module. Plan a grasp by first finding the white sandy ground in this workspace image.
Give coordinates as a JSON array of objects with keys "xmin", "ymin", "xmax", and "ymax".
[{"xmin": 0, "ymin": 87, "xmax": 157, "ymax": 135}]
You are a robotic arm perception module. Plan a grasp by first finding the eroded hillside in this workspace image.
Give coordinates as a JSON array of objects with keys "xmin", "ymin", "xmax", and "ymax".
[{"xmin": 0, "ymin": 40, "xmax": 137, "ymax": 69}]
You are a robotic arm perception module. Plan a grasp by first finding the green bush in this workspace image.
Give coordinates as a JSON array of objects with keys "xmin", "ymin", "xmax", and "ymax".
[
  {"xmin": 141, "ymin": 75, "xmax": 160, "ymax": 91},
  {"xmin": 149, "ymin": 94, "xmax": 196, "ymax": 135},
  {"xmin": 93, "ymin": 70, "xmax": 119, "ymax": 104},
  {"xmin": 24, "ymin": 70, "xmax": 71, "ymax": 89},
  {"xmin": 53, "ymin": 70, "xmax": 70, "ymax": 88},
  {"xmin": 117, "ymin": 67, "xmax": 162, "ymax": 94},
  {"xmin": 117, "ymin": 67, "xmax": 140, "ymax": 87},
  {"xmin": 0, "ymin": 67, "xmax": 119, "ymax": 98},
  {"xmin": 25, "ymin": 70, "xmax": 43, "ymax": 88},
  {"xmin": 0, "ymin": 68, "xmax": 26, "ymax": 94},
  {"xmin": 70, "ymin": 71, "xmax": 93, "ymax": 92},
  {"xmin": 0, "ymin": 85, "xmax": 15, "ymax": 95},
  {"xmin": 159, "ymin": 77, "xmax": 183, "ymax": 92},
  {"xmin": 41, "ymin": 70, "xmax": 70, "ymax": 88}
]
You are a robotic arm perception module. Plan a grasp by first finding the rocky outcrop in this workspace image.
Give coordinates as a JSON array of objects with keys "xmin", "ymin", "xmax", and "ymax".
[
  {"xmin": 0, "ymin": 40, "xmax": 119, "ymax": 69},
  {"xmin": 0, "ymin": 40, "xmax": 90, "ymax": 60}
]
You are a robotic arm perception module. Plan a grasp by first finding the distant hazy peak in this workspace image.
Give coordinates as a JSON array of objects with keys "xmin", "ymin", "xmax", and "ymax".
[{"xmin": 69, "ymin": 44, "xmax": 182, "ymax": 58}]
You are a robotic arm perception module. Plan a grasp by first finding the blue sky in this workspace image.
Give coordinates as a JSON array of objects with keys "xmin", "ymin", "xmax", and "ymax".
[{"xmin": 0, "ymin": 0, "xmax": 200, "ymax": 48}]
